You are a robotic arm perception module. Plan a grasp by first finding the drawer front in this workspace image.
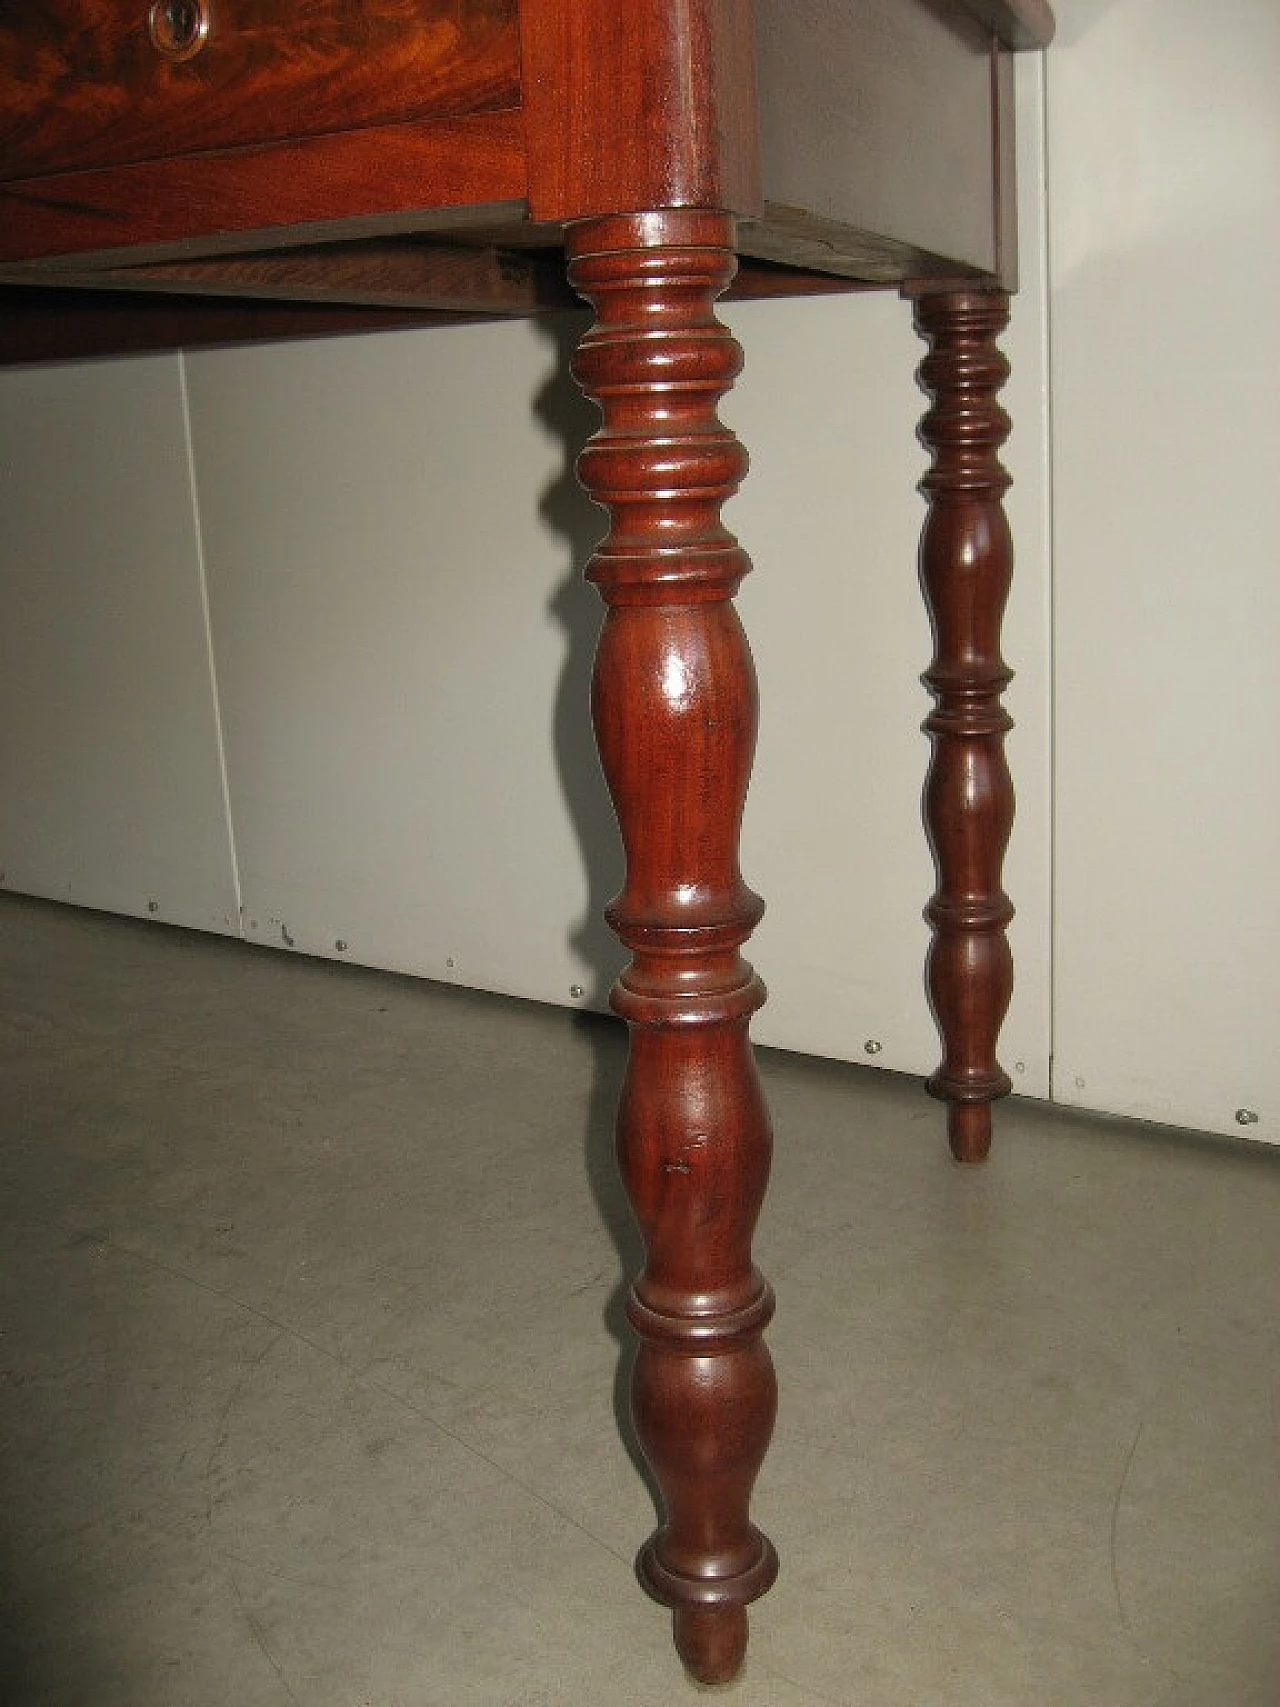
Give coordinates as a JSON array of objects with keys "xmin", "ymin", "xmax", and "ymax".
[{"xmin": 0, "ymin": 0, "xmax": 521, "ymax": 183}]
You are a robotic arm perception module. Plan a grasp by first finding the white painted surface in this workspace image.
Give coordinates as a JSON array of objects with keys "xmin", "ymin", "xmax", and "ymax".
[
  {"xmin": 1047, "ymin": 0, "xmax": 1280, "ymax": 1142},
  {"xmin": 0, "ymin": 356, "xmax": 239, "ymax": 932},
  {"xmin": 183, "ymin": 316, "xmax": 620, "ymax": 1001}
]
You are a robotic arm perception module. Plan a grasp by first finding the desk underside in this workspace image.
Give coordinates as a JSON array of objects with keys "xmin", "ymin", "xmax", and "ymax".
[{"xmin": 0, "ymin": 0, "xmax": 1049, "ymax": 358}]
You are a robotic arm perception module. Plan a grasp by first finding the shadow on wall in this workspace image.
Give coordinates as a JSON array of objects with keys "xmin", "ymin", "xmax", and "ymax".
[{"xmin": 530, "ymin": 308, "xmax": 662, "ymax": 1523}]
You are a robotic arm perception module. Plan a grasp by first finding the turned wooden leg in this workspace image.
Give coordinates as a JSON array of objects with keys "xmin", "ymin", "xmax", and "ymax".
[
  {"xmin": 910, "ymin": 288, "xmax": 1016, "ymax": 1164},
  {"xmin": 566, "ymin": 209, "xmax": 778, "ymax": 1685}
]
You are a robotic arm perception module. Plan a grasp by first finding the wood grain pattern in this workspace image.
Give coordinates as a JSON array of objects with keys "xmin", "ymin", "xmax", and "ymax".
[
  {"xmin": 521, "ymin": 0, "xmax": 762, "ymax": 223},
  {"xmin": 0, "ymin": 0, "xmax": 520, "ymax": 182},
  {"xmin": 911, "ymin": 288, "xmax": 1017, "ymax": 1163},
  {"xmin": 0, "ymin": 255, "xmax": 871, "ymax": 365},
  {"xmin": 567, "ymin": 209, "xmax": 777, "ymax": 1686},
  {"xmin": 0, "ymin": 113, "xmax": 525, "ymax": 267},
  {"xmin": 11, "ymin": 243, "xmax": 575, "ymax": 315}
]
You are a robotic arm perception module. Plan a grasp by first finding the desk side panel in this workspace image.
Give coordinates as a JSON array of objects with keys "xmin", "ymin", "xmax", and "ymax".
[{"xmin": 753, "ymin": 0, "xmax": 1000, "ymax": 275}]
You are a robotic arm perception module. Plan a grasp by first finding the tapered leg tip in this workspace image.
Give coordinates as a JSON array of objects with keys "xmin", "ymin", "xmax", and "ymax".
[
  {"xmin": 949, "ymin": 1101, "xmax": 993, "ymax": 1164},
  {"xmin": 674, "ymin": 1606, "xmax": 749, "ymax": 1687}
]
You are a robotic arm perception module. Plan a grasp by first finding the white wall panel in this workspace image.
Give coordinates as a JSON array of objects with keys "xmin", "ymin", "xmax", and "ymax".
[
  {"xmin": 1047, "ymin": 0, "xmax": 1280, "ymax": 1141},
  {"xmin": 0, "ymin": 356, "xmax": 239, "ymax": 932},
  {"xmin": 184, "ymin": 317, "xmax": 624, "ymax": 1005}
]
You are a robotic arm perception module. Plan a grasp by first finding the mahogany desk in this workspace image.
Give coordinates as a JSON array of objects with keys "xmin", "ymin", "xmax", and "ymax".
[{"xmin": 0, "ymin": 0, "xmax": 1054, "ymax": 1683}]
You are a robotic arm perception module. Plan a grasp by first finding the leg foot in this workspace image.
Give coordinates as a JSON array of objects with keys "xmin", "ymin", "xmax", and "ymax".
[
  {"xmin": 947, "ymin": 1100, "xmax": 993, "ymax": 1165},
  {"xmin": 674, "ymin": 1606, "xmax": 749, "ymax": 1687}
]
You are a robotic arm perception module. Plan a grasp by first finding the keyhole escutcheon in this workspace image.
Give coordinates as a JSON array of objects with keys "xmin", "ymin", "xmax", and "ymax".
[{"xmin": 148, "ymin": 0, "xmax": 210, "ymax": 60}]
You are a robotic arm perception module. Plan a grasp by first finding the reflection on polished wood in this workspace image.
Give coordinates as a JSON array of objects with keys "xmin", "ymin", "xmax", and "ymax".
[{"xmin": 568, "ymin": 210, "xmax": 778, "ymax": 1685}]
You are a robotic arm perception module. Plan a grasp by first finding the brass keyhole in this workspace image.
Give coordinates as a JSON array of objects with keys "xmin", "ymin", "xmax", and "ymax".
[{"xmin": 148, "ymin": 0, "xmax": 210, "ymax": 60}]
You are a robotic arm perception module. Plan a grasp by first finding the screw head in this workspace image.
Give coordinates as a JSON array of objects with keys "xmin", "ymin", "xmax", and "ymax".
[
  {"xmin": 334, "ymin": 940, "xmax": 348, "ymax": 953},
  {"xmin": 1236, "ymin": 1108, "xmax": 1260, "ymax": 1126},
  {"xmin": 864, "ymin": 1039, "xmax": 883, "ymax": 1056},
  {"xmin": 570, "ymin": 985, "xmax": 585, "ymax": 999}
]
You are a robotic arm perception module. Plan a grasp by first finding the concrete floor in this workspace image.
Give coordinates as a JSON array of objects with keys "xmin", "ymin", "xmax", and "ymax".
[{"xmin": 0, "ymin": 894, "xmax": 1277, "ymax": 1707}]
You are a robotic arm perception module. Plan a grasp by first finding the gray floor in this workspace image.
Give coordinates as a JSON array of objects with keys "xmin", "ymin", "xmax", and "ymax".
[{"xmin": 0, "ymin": 895, "xmax": 1276, "ymax": 1707}]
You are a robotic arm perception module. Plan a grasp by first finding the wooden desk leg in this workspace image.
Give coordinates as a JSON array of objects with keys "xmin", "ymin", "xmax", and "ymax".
[
  {"xmin": 566, "ymin": 209, "xmax": 778, "ymax": 1685},
  {"xmin": 910, "ymin": 288, "xmax": 1016, "ymax": 1164}
]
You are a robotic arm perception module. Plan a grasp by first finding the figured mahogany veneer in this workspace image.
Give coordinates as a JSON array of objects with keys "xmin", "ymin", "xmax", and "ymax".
[
  {"xmin": 0, "ymin": 0, "xmax": 1053, "ymax": 1684},
  {"xmin": 0, "ymin": 0, "xmax": 520, "ymax": 181}
]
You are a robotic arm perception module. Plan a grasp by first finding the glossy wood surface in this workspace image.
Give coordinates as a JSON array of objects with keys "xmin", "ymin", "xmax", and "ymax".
[
  {"xmin": 568, "ymin": 209, "xmax": 777, "ymax": 1686},
  {"xmin": 0, "ymin": 0, "xmax": 519, "ymax": 181},
  {"xmin": 0, "ymin": 114, "xmax": 526, "ymax": 268},
  {"xmin": 522, "ymin": 0, "xmax": 761, "ymax": 224},
  {"xmin": 911, "ymin": 288, "xmax": 1017, "ymax": 1163}
]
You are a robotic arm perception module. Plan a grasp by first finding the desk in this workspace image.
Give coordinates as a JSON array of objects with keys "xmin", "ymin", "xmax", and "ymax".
[{"xmin": 0, "ymin": 0, "xmax": 1054, "ymax": 1682}]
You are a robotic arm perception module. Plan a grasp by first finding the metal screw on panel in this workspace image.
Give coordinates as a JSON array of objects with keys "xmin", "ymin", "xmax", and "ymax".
[
  {"xmin": 1236, "ymin": 1108, "xmax": 1259, "ymax": 1126},
  {"xmin": 446, "ymin": 957, "xmax": 456, "ymax": 969},
  {"xmin": 334, "ymin": 940, "xmax": 348, "ymax": 953},
  {"xmin": 1015, "ymin": 1060, "xmax": 1026, "ymax": 1074},
  {"xmin": 570, "ymin": 985, "xmax": 585, "ymax": 999},
  {"xmin": 864, "ymin": 1039, "xmax": 883, "ymax": 1056},
  {"xmin": 147, "ymin": 900, "xmax": 159, "ymax": 914}
]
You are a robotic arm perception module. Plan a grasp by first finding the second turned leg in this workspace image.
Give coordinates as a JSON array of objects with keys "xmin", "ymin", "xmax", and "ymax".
[
  {"xmin": 567, "ymin": 209, "xmax": 777, "ymax": 1686},
  {"xmin": 910, "ymin": 287, "xmax": 1017, "ymax": 1164}
]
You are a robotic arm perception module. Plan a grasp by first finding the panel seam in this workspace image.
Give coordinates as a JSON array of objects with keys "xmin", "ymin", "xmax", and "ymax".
[
  {"xmin": 1037, "ymin": 48, "xmax": 1060, "ymax": 1105},
  {"xmin": 177, "ymin": 351, "xmax": 244, "ymax": 937}
]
